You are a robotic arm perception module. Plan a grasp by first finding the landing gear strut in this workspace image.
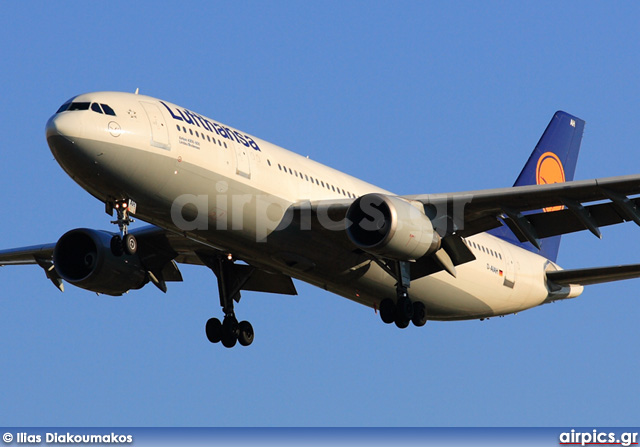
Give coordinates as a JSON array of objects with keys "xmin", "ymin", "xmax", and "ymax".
[
  {"xmin": 107, "ymin": 199, "xmax": 138, "ymax": 256},
  {"xmin": 377, "ymin": 259, "xmax": 428, "ymax": 329},
  {"xmin": 200, "ymin": 253, "xmax": 254, "ymax": 348}
]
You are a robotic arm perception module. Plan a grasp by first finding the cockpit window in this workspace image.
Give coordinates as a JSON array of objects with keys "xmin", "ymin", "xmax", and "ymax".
[
  {"xmin": 56, "ymin": 101, "xmax": 72, "ymax": 113},
  {"xmin": 55, "ymin": 100, "xmax": 117, "ymax": 116},
  {"xmin": 67, "ymin": 102, "xmax": 90, "ymax": 111},
  {"xmin": 101, "ymin": 104, "xmax": 116, "ymax": 116}
]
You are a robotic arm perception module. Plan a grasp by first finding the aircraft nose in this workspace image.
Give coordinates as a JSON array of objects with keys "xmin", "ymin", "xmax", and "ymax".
[
  {"xmin": 45, "ymin": 111, "xmax": 92, "ymax": 177},
  {"xmin": 45, "ymin": 112, "xmax": 83, "ymax": 141}
]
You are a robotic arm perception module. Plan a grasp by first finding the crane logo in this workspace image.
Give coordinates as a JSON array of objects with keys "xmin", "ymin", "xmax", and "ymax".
[{"xmin": 536, "ymin": 151, "xmax": 565, "ymax": 212}]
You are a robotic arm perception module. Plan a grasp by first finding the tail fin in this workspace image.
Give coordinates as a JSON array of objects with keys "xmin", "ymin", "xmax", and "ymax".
[{"xmin": 489, "ymin": 111, "xmax": 585, "ymax": 262}]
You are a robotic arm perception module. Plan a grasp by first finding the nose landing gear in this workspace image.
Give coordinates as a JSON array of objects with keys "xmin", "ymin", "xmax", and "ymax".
[{"xmin": 107, "ymin": 199, "xmax": 138, "ymax": 256}]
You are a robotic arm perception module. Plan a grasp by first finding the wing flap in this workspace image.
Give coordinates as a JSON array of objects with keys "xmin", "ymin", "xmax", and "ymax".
[
  {"xmin": 503, "ymin": 198, "xmax": 636, "ymax": 241},
  {"xmin": 243, "ymin": 269, "xmax": 298, "ymax": 295}
]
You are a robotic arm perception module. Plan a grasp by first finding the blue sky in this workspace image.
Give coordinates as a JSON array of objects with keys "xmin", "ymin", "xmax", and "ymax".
[{"xmin": 1, "ymin": 1, "xmax": 639, "ymax": 427}]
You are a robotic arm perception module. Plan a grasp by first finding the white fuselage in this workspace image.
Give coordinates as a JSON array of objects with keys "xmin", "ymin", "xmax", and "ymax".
[{"xmin": 46, "ymin": 92, "xmax": 583, "ymax": 321}]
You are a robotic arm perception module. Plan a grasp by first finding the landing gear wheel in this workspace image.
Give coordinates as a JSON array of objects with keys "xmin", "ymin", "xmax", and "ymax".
[
  {"xmin": 123, "ymin": 233, "xmax": 137, "ymax": 255},
  {"xmin": 110, "ymin": 235, "xmax": 123, "ymax": 256},
  {"xmin": 205, "ymin": 318, "xmax": 222, "ymax": 343},
  {"xmin": 221, "ymin": 316, "xmax": 239, "ymax": 348},
  {"xmin": 379, "ymin": 298, "xmax": 396, "ymax": 324},
  {"xmin": 396, "ymin": 297, "xmax": 414, "ymax": 321},
  {"xmin": 238, "ymin": 321, "xmax": 254, "ymax": 346},
  {"xmin": 395, "ymin": 317, "xmax": 410, "ymax": 329},
  {"xmin": 221, "ymin": 332, "xmax": 237, "ymax": 348},
  {"xmin": 411, "ymin": 302, "xmax": 427, "ymax": 327}
]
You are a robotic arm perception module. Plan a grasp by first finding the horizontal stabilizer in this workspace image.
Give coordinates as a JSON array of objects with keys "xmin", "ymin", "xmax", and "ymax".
[{"xmin": 547, "ymin": 264, "xmax": 640, "ymax": 286}]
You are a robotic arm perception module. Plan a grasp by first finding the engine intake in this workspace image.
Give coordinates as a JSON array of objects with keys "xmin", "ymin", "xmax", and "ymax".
[
  {"xmin": 53, "ymin": 228, "xmax": 148, "ymax": 295},
  {"xmin": 346, "ymin": 193, "xmax": 440, "ymax": 261}
]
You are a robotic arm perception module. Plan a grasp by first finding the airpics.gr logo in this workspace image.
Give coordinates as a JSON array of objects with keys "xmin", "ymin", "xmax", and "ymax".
[{"xmin": 536, "ymin": 151, "xmax": 565, "ymax": 212}]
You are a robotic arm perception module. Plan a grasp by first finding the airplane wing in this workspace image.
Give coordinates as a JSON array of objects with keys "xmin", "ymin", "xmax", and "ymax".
[
  {"xmin": 404, "ymin": 173, "xmax": 640, "ymax": 246},
  {"xmin": 294, "ymin": 173, "xmax": 640, "ymax": 279},
  {"xmin": 0, "ymin": 243, "xmax": 56, "ymax": 265},
  {"xmin": 306, "ymin": 174, "xmax": 640, "ymax": 247},
  {"xmin": 0, "ymin": 225, "xmax": 297, "ymax": 295}
]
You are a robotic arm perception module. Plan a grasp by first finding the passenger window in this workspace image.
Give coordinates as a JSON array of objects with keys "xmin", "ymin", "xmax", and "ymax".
[{"xmin": 101, "ymin": 104, "xmax": 116, "ymax": 116}]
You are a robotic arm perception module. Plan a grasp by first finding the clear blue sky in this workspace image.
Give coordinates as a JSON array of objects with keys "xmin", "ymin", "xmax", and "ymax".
[{"xmin": 1, "ymin": 1, "xmax": 639, "ymax": 427}]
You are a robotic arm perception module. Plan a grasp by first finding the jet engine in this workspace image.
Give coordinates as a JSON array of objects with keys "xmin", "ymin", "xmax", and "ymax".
[
  {"xmin": 346, "ymin": 193, "xmax": 441, "ymax": 261},
  {"xmin": 53, "ymin": 228, "xmax": 148, "ymax": 295}
]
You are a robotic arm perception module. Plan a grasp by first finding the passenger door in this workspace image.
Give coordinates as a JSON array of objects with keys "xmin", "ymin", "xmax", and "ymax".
[{"xmin": 140, "ymin": 102, "xmax": 170, "ymax": 150}]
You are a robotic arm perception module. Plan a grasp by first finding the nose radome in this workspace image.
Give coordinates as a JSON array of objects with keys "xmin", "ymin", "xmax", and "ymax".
[
  {"xmin": 46, "ymin": 111, "xmax": 91, "ymax": 174},
  {"xmin": 45, "ymin": 112, "xmax": 84, "ymax": 141}
]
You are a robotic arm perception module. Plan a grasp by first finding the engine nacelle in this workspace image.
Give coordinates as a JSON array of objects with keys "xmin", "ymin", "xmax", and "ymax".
[
  {"xmin": 346, "ymin": 193, "xmax": 440, "ymax": 261},
  {"xmin": 53, "ymin": 228, "xmax": 148, "ymax": 296}
]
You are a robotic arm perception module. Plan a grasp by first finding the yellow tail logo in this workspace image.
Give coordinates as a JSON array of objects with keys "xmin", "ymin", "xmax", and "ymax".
[{"xmin": 536, "ymin": 152, "xmax": 565, "ymax": 212}]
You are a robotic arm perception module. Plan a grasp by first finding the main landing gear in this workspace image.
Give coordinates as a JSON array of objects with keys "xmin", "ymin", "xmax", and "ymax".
[
  {"xmin": 200, "ymin": 254, "xmax": 254, "ymax": 348},
  {"xmin": 107, "ymin": 199, "xmax": 138, "ymax": 256},
  {"xmin": 376, "ymin": 259, "xmax": 428, "ymax": 329}
]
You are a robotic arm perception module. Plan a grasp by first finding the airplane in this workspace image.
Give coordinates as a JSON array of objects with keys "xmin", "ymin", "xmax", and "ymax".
[{"xmin": 2, "ymin": 91, "xmax": 640, "ymax": 349}]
